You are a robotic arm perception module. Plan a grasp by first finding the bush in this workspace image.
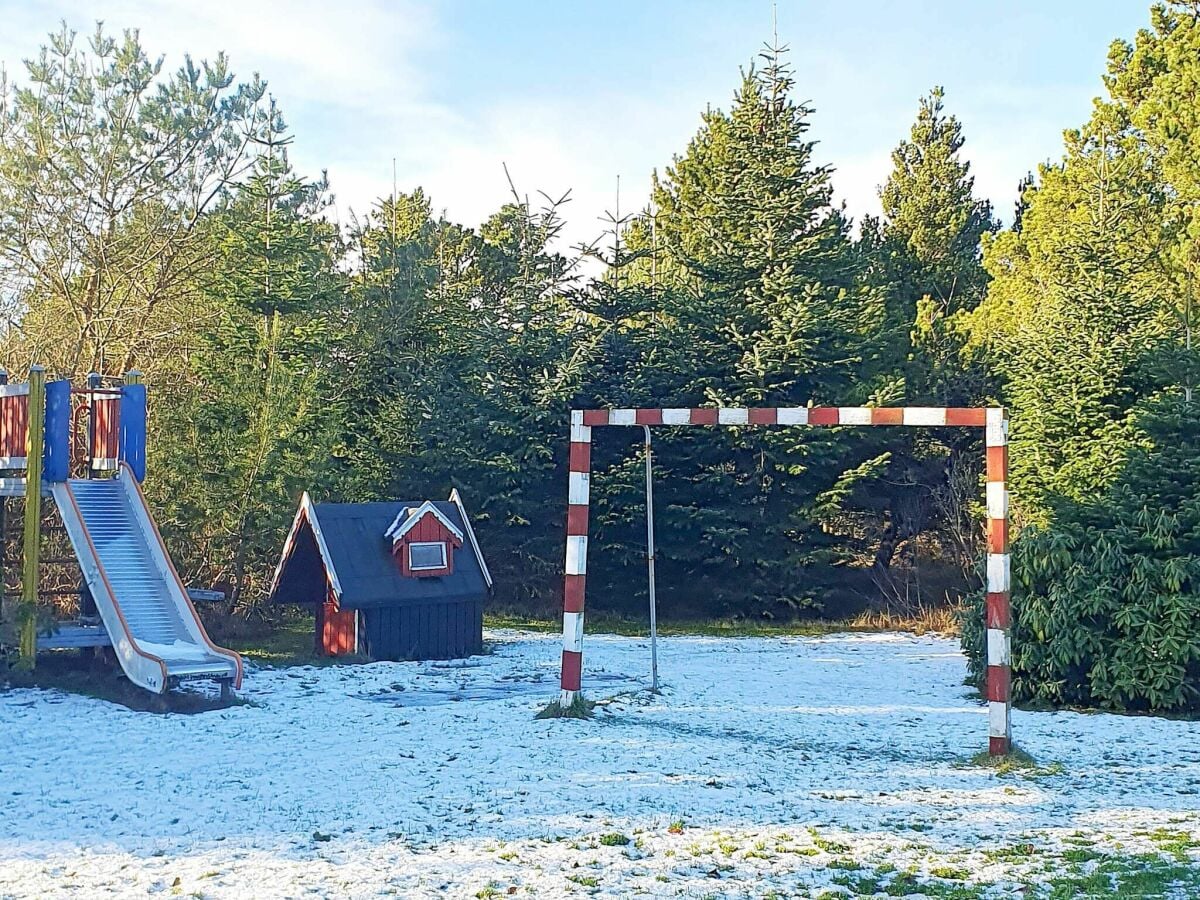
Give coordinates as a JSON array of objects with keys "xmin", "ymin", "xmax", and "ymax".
[{"xmin": 964, "ymin": 397, "xmax": 1200, "ymax": 713}]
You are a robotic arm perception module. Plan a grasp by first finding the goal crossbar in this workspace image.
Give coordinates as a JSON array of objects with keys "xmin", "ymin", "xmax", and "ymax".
[{"xmin": 557, "ymin": 405, "xmax": 1012, "ymax": 756}]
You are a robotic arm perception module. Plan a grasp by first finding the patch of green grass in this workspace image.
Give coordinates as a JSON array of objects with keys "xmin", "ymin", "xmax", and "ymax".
[
  {"xmin": 221, "ymin": 617, "xmax": 374, "ymax": 668},
  {"xmin": 1115, "ymin": 857, "xmax": 1200, "ymax": 894},
  {"xmin": 598, "ymin": 832, "xmax": 629, "ymax": 846},
  {"xmin": 535, "ymin": 695, "xmax": 596, "ymax": 719},
  {"xmin": 881, "ymin": 872, "xmax": 923, "ymax": 896},
  {"xmin": 828, "ymin": 857, "xmax": 862, "ymax": 870},
  {"xmin": 1045, "ymin": 867, "xmax": 1115, "ymax": 896},
  {"xmin": 1025, "ymin": 850, "xmax": 1200, "ymax": 898},
  {"xmin": 983, "ymin": 842, "xmax": 1039, "ymax": 862},
  {"xmin": 565, "ymin": 873, "xmax": 600, "ymax": 887},
  {"xmin": 929, "ymin": 865, "xmax": 969, "ymax": 880},
  {"xmin": 965, "ymin": 745, "xmax": 1036, "ymax": 770},
  {"xmin": 220, "ymin": 617, "xmax": 312, "ymax": 662},
  {"xmin": 832, "ymin": 862, "xmax": 998, "ymax": 899},
  {"xmin": 960, "ymin": 746, "xmax": 1062, "ymax": 778},
  {"xmin": 807, "ymin": 828, "xmax": 850, "ymax": 854},
  {"xmin": 777, "ymin": 844, "xmax": 819, "ymax": 856},
  {"xmin": 488, "ymin": 612, "xmax": 856, "ymax": 639},
  {"xmin": 831, "ymin": 872, "xmax": 883, "ymax": 894},
  {"xmin": 1145, "ymin": 828, "xmax": 1200, "ymax": 858}
]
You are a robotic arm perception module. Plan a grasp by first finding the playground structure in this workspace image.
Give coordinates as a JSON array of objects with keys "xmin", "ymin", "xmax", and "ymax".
[
  {"xmin": 0, "ymin": 366, "xmax": 242, "ymax": 696},
  {"xmin": 555, "ymin": 406, "xmax": 1013, "ymax": 756}
]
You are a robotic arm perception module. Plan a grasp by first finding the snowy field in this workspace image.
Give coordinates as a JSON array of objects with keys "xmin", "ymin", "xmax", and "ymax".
[{"xmin": 2, "ymin": 630, "xmax": 1200, "ymax": 898}]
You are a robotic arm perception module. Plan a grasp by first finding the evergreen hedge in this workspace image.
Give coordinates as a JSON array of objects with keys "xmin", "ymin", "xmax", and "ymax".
[{"xmin": 964, "ymin": 398, "xmax": 1200, "ymax": 713}]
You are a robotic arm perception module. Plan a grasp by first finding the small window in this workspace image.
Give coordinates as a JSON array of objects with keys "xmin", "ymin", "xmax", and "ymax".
[{"xmin": 409, "ymin": 541, "xmax": 447, "ymax": 571}]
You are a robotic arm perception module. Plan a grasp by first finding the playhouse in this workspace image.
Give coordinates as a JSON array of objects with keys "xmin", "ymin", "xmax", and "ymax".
[{"xmin": 269, "ymin": 492, "xmax": 491, "ymax": 660}]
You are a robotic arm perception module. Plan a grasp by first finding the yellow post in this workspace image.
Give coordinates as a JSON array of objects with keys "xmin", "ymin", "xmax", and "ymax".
[{"xmin": 18, "ymin": 365, "xmax": 45, "ymax": 667}]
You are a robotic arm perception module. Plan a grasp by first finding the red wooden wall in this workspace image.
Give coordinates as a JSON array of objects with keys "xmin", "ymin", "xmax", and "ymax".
[
  {"xmin": 92, "ymin": 396, "xmax": 120, "ymax": 466},
  {"xmin": 318, "ymin": 590, "xmax": 356, "ymax": 656},
  {"xmin": 0, "ymin": 394, "xmax": 28, "ymax": 462},
  {"xmin": 393, "ymin": 511, "xmax": 462, "ymax": 577}
]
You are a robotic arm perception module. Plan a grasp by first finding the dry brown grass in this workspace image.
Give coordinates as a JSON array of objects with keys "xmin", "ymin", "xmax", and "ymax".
[{"xmin": 848, "ymin": 603, "xmax": 962, "ymax": 636}]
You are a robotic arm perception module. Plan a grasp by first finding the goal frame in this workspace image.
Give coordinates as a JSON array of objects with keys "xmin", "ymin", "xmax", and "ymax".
[{"xmin": 557, "ymin": 405, "xmax": 1013, "ymax": 756}]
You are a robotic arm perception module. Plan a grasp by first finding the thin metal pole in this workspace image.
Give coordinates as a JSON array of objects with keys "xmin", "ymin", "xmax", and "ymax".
[
  {"xmin": 87, "ymin": 372, "xmax": 101, "ymax": 479},
  {"xmin": 643, "ymin": 424, "xmax": 659, "ymax": 692}
]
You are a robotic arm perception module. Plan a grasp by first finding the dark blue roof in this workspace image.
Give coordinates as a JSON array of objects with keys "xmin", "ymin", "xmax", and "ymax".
[{"xmin": 270, "ymin": 500, "xmax": 490, "ymax": 609}]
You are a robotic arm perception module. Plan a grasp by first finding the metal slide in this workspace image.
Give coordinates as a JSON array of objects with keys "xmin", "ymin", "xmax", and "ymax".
[{"xmin": 50, "ymin": 464, "xmax": 242, "ymax": 694}]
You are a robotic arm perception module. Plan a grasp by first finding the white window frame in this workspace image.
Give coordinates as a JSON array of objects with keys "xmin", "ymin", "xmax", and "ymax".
[{"xmin": 408, "ymin": 541, "xmax": 447, "ymax": 571}]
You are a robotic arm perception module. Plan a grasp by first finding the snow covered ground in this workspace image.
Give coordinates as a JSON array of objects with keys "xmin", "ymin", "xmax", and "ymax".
[{"xmin": 2, "ymin": 630, "xmax": 1199, "ymax": 898}]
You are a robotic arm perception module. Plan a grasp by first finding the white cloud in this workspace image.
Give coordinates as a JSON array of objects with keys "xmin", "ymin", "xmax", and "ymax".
[
  {"xmin": 38, "ymin": 0, "xmax": 440, "ymax": 104},
  {"xmin": 0, "ymin": 0, "xmax": 1088, "ymax": 252}
]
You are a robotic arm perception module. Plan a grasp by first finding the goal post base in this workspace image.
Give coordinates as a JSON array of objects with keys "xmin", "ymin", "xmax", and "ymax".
[{"xmin": 535, "ymin": 693, "xmax": 595, "ymax": 720}]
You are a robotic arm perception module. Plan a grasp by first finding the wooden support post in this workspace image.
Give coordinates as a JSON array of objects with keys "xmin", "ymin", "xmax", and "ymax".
[
  {"xmin": 0, "ymin": 498, "xmax": 6, "ymax": 625},
  {"xmin": 18, "ymin": 365, "xmax": 45, "ymax": 667}
]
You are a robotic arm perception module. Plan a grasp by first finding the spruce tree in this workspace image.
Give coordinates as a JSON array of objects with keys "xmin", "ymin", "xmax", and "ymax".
[
  {"xmin": 971, "ymin": 21, "xmax": 1176, "ymax": 511},
  {"xmin": 583, "ymin": 43, "xmax": 887, "ymax": 619},
  {"xmin": 852, "ymin": 90, "xmax": 996, "ymax": 592},
  {"xmin": 879, "ymin": 88, "xmax": 995, "ymax": 318},
  {"xmin": 152, "ymin": 105, "xmax": 343, "ymax": 606}
]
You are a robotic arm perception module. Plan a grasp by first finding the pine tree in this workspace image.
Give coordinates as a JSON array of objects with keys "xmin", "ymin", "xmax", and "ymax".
[
  {"xmin": 582, "ymin": 42, "xmax": 888, "ymax": 619},
  {"xmin": 970, "ymin": 19, "xmax": 1177, "ymax": 512},
  {"xmin": 0, "ymin": 23, "xmax": 266, "ymax": 376},
  {"xmin": 852, "ymin": 89, "xmax": 997, "ymax": 592},
  {"xmin": 879, "ymin": 88, "xmax": 995, "ymax": 318},
  {"xmin": 151, "ymin": 104, "xmax": 344, "ymax": 606}
]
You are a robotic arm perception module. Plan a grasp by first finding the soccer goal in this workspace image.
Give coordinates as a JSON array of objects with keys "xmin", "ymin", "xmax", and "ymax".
[{"xmin": 556, "ymin": 406, "xmax": 1013, "ymax": 756}]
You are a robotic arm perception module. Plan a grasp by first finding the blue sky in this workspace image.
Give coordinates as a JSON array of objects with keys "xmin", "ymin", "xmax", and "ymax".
[{"xmin": 0, "ymin": 0, "xmax": 1154, "ymax": 248}]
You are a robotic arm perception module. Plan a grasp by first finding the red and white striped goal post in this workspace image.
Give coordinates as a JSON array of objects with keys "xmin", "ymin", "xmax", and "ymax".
[{"xmin": 558, "ymin": 406, "xmax": 1013, "ymax": 756}]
